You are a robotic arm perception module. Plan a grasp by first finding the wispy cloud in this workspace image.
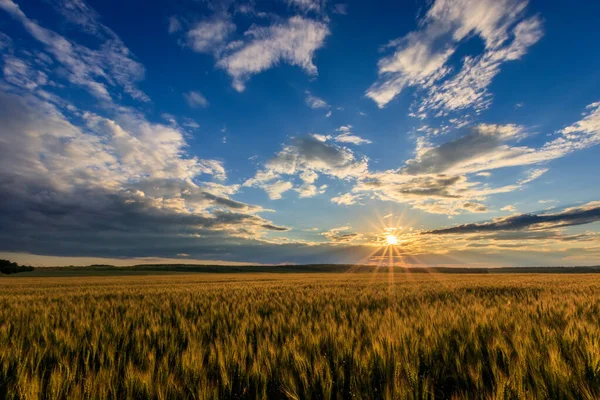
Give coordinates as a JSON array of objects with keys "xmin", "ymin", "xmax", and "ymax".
[
  {"xmin": 186, "ymin": 17, "xmax": 235, "ymax": 55},
  {"xmin": 184, "ymin": 90, "xmax": 209, "ymax": 108},
  {"xmin": 367, "ymin": 0, "xmax": 542, "ymax": 116},
  {"xmin": 288, "ymin": 0, "xmax": 325, "ymax": 13},
  {"xmin": 0, "ymin": 0, "xmax": 149, "ymax": 103},
  {"xmin": 216, "ymin": 16, "xmax": 329, "ymax": 91},
  {"xmin": 305, "ymin": 91, "xmax": 329, "ymax": 109},
  {"xmin": 332, "ymin": 125, "xmax": 372, "ymax": 145},
  {"xmin": 168, "ymin": 16, "xmax": 183, "ymax": 34},
  {"xmin": 332, "ymin": 4, "xmax": 348, "ymax": 15}
]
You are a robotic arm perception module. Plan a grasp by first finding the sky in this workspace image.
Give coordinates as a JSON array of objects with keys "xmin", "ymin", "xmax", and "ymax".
[{"xmin": 1, "ymin": 0, "xmax": 600, "ymax": 267}]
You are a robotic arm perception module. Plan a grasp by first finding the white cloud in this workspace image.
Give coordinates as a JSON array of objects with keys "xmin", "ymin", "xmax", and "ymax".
[
  {"xmin": 184, "ymin": 90, "xmax": 209, "ymax": 108},
  {"xmin": 2, "ymin": 55, "xmax": 49, "ymax": 90},
  {"xmin": 262, "ymin": 180, "xmax": 294, "ymax": 200},
  {"xmin": 288, "ymin": 0, "xmax": 324, "ymax": 13},
  {"xmin": 560, "ymin": 102, "xmax": 600, "ymax": 139},
  {"xmin": 367, "ymin": 0, "xmax": 542, "ymax": 115},
  {"xmin": 417, "ymin": 16, "xmax": 543, "ymax": 116},
  {"xmin": 296, "ymin": 183, "xmax": 327, "ymax": 198},
  {"xmin": 0, "ymin": 89, "xmax": 228, "ymax": 195},
  {"xmin": 333, "ymin": 125, "xmax": 371, "ymax": 145},
  {"xmin": 331, "ymin": 192, "xmax": 361, "ymax": 205},
  {"xmin": 183, "ymin": 118, "xmax": 200, "ymax": 129},
  {"xmin": 518, "ymin": 168, "xmax": 548, "ymax": 185},
  {"xmin": 305, "ymin": 91, "xmax": 329, "ymax": 109},
  {"xmin": 217, "ymin": 16, "xmax": 329, "ymax": 91},
  {"xmin": 245, "ymin": 135, "xmax": 368, "ymax": 199},
  {"xmin": 186, "ymin": 17, "xmax": 235, "ymax": 54}
]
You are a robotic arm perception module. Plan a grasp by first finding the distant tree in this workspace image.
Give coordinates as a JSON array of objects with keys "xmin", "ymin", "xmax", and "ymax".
[{"xmin": 0, "ymin": 259, "xmax": 35, "ymax": 275}]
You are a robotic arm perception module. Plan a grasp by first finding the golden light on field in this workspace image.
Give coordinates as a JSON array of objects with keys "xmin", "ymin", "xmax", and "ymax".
[{"xmin": 385, "ymin": 235, "xmax": 398, "ymax": 246}]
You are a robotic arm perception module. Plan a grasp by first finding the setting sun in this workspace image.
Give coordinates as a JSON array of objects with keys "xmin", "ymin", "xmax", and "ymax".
[{"xmin": 386, "ymin": 235, "xmax": 398, "ymax": 245}]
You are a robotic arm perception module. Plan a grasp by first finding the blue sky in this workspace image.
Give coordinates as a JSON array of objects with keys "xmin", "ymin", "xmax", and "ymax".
[{"xmin": 1, "ymin": 0, "xmax": 599, "ymax": 267}]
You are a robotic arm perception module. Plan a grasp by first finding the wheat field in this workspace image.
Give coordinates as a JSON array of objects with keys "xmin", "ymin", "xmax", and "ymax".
[{"xmin": 1, "ymin": 272, "xmax": 600, "ymax": 399}]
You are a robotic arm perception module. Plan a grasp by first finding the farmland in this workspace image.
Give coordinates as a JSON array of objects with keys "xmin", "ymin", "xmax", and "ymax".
[{"xmin": 1, "ymin": 272, "xmax": 600, "ymax": 399}]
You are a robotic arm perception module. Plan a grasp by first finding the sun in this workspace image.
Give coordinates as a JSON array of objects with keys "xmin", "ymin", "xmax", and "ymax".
[{"xmin": 386, "ymin": 235, "xmax": 398, "ymax": 245}]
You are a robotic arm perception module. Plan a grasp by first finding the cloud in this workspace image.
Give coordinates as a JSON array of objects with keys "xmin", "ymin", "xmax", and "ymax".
[
  {"xmin": 332, "ymin": 4, "xmax": 348, "ymax": 15},
  {"xmin": 426, "ymin": 201, "xmax": 600, "ymax": 234},
  {"xmin": 0, "ymin": 89, "xmax": 227, "ymax": 191},
  {"xmin": 321, "ymin": 226, "xmax": 363, "ymax": 243},
  {"xmin": 0, "ymin": 86, "xmax": 291, "ymax": 259},
  {"xmin": 559, "ymin": 101, "xmax": 600, "ymax": 139},
  {"xmin": 168, "ymin": 16, "xmax": 183, "ymax": 34},
  {"xmin": 367, "ymin": 0, "xmax": 542, "ymax": 115},
  {"xmin": 288, "ymin": 0, "xmax": 325, "ymax": 13},
  {"xmin": 2, "ymin": 55, "xmax": 49, "ymax": 90},
  {"xmin": 501, "ymin": 205, "xmax": 516, "ymax": 212},
  {"xmin": 0, "ymin": 0, "xmax": 149, "ymax": 103},
  {"xmin": 262, "ymin": 180, "xmax": 294, "ymax": 200},
  {"xmin": 245, "ymin": 135, "xmax": 368, "ymax": 199},
  {"xmin": 331, "ymin": 193, "xmax": 361, "ymax": 205},
  {"xmin": 344, "ymin": 124, "xmax": 531, "ymax": 213},
  {"xmin": 182, "ymin": 118, "xmax": 200, "ymax": 129},
  {"xmin": 305, "ymin": 91, "xmax": 329, "ymax": 109},
  {"xmin": 332, "ymin": 125, "xmax": 371, "ymax": 145},
  {"xmin": 518, "ymin": 168, "xmax": 548, "ymax": 184},
  {"xmin": 345, "ymin": 102, "xmax": 600, "ymax": 214},
  {"xmin": 216, "ymin": 16, "xmax": 329, "ymax": 91},
  {"xmin": 309, "ymin": 126, "xmax": 371, "ymax": 146},
  {"xmin": 42, "ymin": 0, "xmax": 109, "ymax": 38},
  {"xmin": 403, "ymin": 123, "xmax": 526, "ymax": 175},
  {"xmin": 295, "ymin": 183, "xmax": 327, "ymax": 198},
  {"xmin": 417, "ymin": 16, "xmax": 543, "ymax": 116},
  {"xmin": 184, "ymin": 90, "xmax": 209, "ymax": 108},
  {"xmin": 186, "ymin": 17, "xmax": 235, "ymax": 54},
  {"xmin": 247, "ymin": 99, "xmax": 599, "ymax": 214},
  {"xmin": 461, "ymin": 202, "xmax": 488, "ymax": 213}
]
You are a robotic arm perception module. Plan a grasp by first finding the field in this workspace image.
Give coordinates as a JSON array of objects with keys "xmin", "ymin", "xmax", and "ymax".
[{"xmin": 1, "ymin": 272, "xmax": 600, "ymax": 399}]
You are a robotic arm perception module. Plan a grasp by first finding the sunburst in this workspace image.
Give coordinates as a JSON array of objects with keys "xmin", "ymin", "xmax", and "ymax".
[{"xmin": 385, "ymin": 234, "xmax": 398, "ymax": 246}]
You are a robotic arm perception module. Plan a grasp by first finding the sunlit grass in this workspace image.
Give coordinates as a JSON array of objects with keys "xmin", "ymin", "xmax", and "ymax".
[{"xmin": 1, "ymin": 273, "xmax": 600, "ymax": 399}]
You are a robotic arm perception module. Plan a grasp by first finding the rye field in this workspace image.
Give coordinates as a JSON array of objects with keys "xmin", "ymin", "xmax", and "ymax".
[{"xmin": 1, "ymin": 272, "xmax": 600, "ymax": 399}]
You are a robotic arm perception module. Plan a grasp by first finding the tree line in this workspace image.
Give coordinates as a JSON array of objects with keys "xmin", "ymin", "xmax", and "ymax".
[{"xmin": 0, "ymin": 259, "xmax": 34, "ymax": 275}]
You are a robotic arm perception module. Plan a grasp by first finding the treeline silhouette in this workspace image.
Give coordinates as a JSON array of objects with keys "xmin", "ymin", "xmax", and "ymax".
[
  {"xmin": 30, "ymin": 263, "xmax": 600, "ymax": 275},
  {"xmin": 0, "ymin": 259, "xmax": 34, "ymax": 275}
]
